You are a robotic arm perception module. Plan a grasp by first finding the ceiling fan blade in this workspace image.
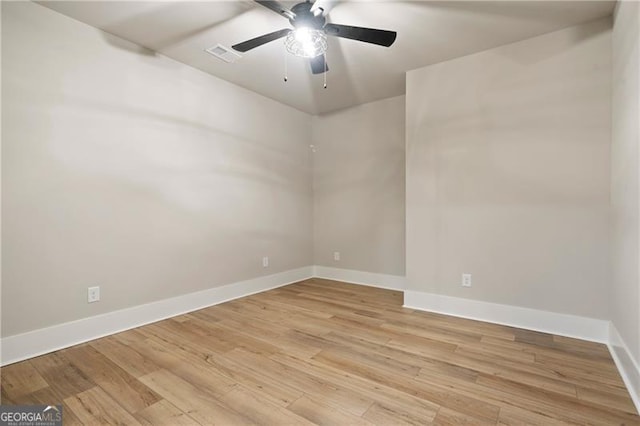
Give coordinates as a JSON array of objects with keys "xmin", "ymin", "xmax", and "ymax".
[
  {"xmin": 324, "ymin": 23, "xmax": 397, "ymax": 47},
  {"xmin": 232, "ymin": 28, "xmax": 292, "ymax": 52},
  {"xmin": 309, "ymin": 54, "xmax": 329, "ymax": 74},
  {"xmin": 255, "ymin": 0, "xmax": 296, "ymax": 20}
]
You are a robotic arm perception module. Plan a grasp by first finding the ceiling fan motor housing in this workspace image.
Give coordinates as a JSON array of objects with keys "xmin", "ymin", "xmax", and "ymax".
[{"xmin": 289, "ymin": 1, "xmax": 326, "ymax": 30}]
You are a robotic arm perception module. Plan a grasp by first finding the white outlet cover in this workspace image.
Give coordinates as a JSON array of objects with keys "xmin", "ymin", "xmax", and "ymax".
[
  {"xmin": 334, "ymin": 252, "xmax": 340, "ymax": 261},
  {"xmin": 88, "ymin": 286, "xmax": 100, "ymax": 303},
  {"xmin": 262, "ymin": 257, "xmax": 269, "ymax": 267},
  {"xmin": 462, "ymin": 274, "xmax": 472, "ymax": 287}
]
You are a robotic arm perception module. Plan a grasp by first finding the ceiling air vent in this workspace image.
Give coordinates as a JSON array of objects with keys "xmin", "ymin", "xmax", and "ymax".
[{"xmin": 205, "ymin": 44, "xmax": 242, "ymax": 63}]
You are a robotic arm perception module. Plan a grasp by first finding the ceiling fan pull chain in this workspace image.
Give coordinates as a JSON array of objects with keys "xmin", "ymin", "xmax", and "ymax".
[
  {"xmin": 284, "ymin": 46, "xmax": 288, "ymax": 82},
  {"xmin": 323, "ymin": 51, "xmax": 327, "ymax": 89}
]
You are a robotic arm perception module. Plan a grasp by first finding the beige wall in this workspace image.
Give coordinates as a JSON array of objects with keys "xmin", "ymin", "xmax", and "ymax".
[
  {"xmin": 611, "ymin": 0, "xmax": 640, "ymax": 379},
  {"xmin": 406, "ymin": 19, "xmax": 612, "ymax": 319},
  {"xmin": 0, "ymin": 1, "xmax": 625, "ymax": 343},
  {"xmin": 1, "ymin": 2, "xmax": 313, "ymax": 336},
  {"xmin": 312, "ymin": 96, "xmax": 405, "ymax": 276}
]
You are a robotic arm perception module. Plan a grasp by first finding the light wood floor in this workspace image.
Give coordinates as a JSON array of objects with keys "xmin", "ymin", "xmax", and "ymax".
[{"xmin": 1, "ymin": 279, "xmax": 639, "ymax": 425}]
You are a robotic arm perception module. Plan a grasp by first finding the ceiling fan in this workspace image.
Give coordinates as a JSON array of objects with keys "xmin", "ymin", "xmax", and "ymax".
[{"xmin": 232, "ymin": 0, "xmax": 397, "ymax": 75}]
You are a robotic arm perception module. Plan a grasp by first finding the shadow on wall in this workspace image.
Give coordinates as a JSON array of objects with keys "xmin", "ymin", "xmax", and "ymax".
[
  {"xmin": 414, "ymin": 58, "xmax": 609, "ymax": 205},
  {"xmin": 25, "ymin": 92, "xmax": 310, "ymax": 210},
  {"xmin": 498, "ymin": 18, "xmax": 612, "ymax": 65},
  {"xmin": 102, "ymin": 33, "xmax": 157, "ymax": 57},
  {"xmin": 95, "ymin": 2, "xmax": 253, "ymax": 55}
]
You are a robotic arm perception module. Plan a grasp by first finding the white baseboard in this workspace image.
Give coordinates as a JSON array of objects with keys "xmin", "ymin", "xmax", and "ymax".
[
  {"xmin": 4, "ymin": 266, "xmax": 639, "ymax": 416},
  {"xmin": 1, "ymin": 266, "xmax": 313, "ymax": 366},
  {"xmin": 404, "ymin": 290, "xmax": 610, "ymax": 344},
  {"xmin": 608, "ymin": 323, "xmax": 640, "ymax": 414},
  {"xmin": 313, "ymin": 265, "xmax": 406, "ymax": 291}
]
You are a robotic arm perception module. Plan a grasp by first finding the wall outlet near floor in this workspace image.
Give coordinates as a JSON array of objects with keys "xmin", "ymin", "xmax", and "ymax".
[
  {"xmin": 262, "ymin": 256, "xmax": 269, "ymax": 268},
  {"xmin": 88, "ymin": 286, "xmax": 100, "ymax": 303},
  {"xmin": 462, "ymin": 274, "xmax": 472, "ymax": 287},
  {"xmin": 333, "ymin": 251, "xmax": 340, "ymax": 261}
]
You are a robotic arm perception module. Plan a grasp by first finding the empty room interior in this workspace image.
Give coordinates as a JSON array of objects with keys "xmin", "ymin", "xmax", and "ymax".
[{"xmin": 1, "ymin": 0, "xmax": 640, "ymax": 424}]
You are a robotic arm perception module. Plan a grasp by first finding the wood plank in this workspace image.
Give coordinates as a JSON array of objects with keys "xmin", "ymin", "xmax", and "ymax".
[
  {"xmin": 134, "ymin": 399, "xmax": 201, "ymax": 425},
  {"xmin": 480, "ymin": 335, "xmax": 626, "ymax": 391},
  {"xmin": 575, "ymin": 385, "xmax": 638, "ymax": 414},
  {"xmin": 415, "ymin": 369, "xmax": 584, "ymax": 426},
  {"xmin": 200, "ymin": 350, "xmax": 304, "ymax": 407},
  {"xmin": 3, "ymin": 386, "xmax": 84, "ymax": 426},
  {"xmin": 433, "ymin": 406, "xmax": 494, "ymax": 425},
  {"xmin": 218, "ymin": 386, "xmax": 315, "ymax": 425},
  {"xmin": 0, "ymin": 360, "xmax": 49, "ymax": 399},
  {"xmin": 64, "ymin": 386, "xmax": 141, "ymax": 425},
  {"xmin": 455, "ymin": 341, "xmax": 536, "ymax": 364},
  {"xmin": 30, "ymin": 352, "xmax": 96, "ymax": 400},
  {"xmin": 475, "ymin": 374, "xmax": 640, "ymax": 426},
  {"xmin": 312, "ymin": 349, "xmax": 500, "ymax": 423},
  {"xmin": 327, "ymin": 330, "xmax": 457, "ymax": 369},
  {"xmin": 90, "ymin": 335, "xmax": 161, "ymax": 378},
  {"xmin": 138, "ymin": 369, "xmax": 249, "ymax": 425},
  {"xmin": 62, "ymin": 344, "xmax": 161, "ymax": 414},
  {"xmin": 497, "ymin": 405, "xmax": 582, "ymax": 426},
  {"xmin": 288, "ymin": 394, "xmax": 374, "ymax": 426},
  {"xmin": 481, "ymin": 335, "xmax": 617, "ymax": 373},
  {"xmin": 112, "ymin": 328, "xmax": 149, "ymax": 346},
  {"xmin": 319, "ymin": 334, "xmax": 423, "ymax": 378},
  {"xmin": 363, "ymin": 401, "xmax": 437, "ymax": 426},
  {"xmin": 229, "ymin": 348, "xmax": 374, "ymax": 417},
  {"xmin": 135, "ymin": 334, "xmax": 302, "ymax": 408},
  {"xmin": 217, "ymin": 317, "xmax": 323, "ymax": 359},
  {"xmin": 383, "ymin": 321, "xmax": 484, "ymax": 346},
  {"xmin": 128, "ymin": 336, "xmax": 239, "ymax": 400},
  {"xmin": 270, "ymin": 351, "xmax": 440, "ymax": 422},
  {"xmin": 443, "ymin": 347, "xmax": 579, "ymax": 397},
  {"xmin": 140, "ymin": 319, "xmax": 238, "ymax": 354}
]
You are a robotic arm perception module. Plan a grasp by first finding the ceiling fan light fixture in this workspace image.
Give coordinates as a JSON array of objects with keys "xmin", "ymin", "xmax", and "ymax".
[
  {"xmin": 231, "ymin": 0, "xmax": 397, "ymax": 75},
  {"xmin": 284, "ymin": 27, "xmax": 327, "ymax": 58}
]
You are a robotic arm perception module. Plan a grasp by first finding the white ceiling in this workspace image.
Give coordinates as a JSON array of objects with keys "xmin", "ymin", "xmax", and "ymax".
[{"xmin": 39, "ymin": 1, "xmax": 614, "ymax": 114}]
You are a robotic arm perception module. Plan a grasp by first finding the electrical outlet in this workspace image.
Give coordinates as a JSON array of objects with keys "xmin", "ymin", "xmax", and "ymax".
[
  {"xmin": 333, "ymin": 251, "xmax": 340, "ymax": 261},
  {"xmin": 88, "ymin": 286, "xmax": 100, "ymax": 303},
  {"xmin": 262, "ymin": 256, "xmax": 269, "ymax": 268},
  {"xmin": 462, "ymin": 274, "xmax": 472, "ymax": 287}
]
